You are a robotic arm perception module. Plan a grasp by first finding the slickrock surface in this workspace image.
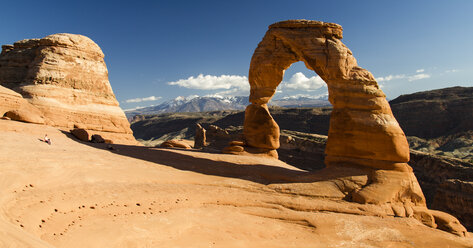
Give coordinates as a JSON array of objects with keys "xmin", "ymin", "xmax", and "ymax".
[
  {"xmin": 0, "ymin": 85, "xmax": 26, "ymax": 114},
  {"xmin": 129, "ymin": 103, "xmax": 473, "ymax": 232},
  {"xmin": 1, "ymin": 119, "xmax": 472, "ymax": 247},
  {"xmin": 0, "ymin": 85, "xmax": 45, "ymax": 124},
  {"xmin": 0, "ymin": 33, "xmax": 133, "ymax": 142}
]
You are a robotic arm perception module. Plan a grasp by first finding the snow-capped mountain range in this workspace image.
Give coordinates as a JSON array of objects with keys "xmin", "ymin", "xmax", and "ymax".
[{"xmin": 125, "ymin": 94, "xmax": 330, "ymax": 118}]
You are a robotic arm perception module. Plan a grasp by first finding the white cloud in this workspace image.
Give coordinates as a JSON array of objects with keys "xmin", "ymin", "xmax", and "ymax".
[
  {"xmin": 376, "ymin": 72, "xmax": 431, "ymax": 83},
  {"xmin": 416, "ymin": 69, "xmax": 425, "ymax": 73},
  {"xmin": 280, "ymin": 72, "xmax": 325, "ymax": 91},
  {"xmin": 376, "ymin": 74, "xmax": 406, "ymax": 82},
  {"xmin": 174, "ymin": 95, "xmax": 199, "ymax": 101},
  {"xmin": 203, "ymin": 93, "xmax": 225, "ymax": 98},
  {"xmin": 123, "ymin": 104, "xmax": 157, "ymax": 112},
  {"xmin": 408, "ymin": 73, "xmax": 431, "ymax": 82},
  {"xmin": 125, "ymin": 96, "xmax": 161, "ymax": 103},
  {"xmin": 167, "ymin": 74, "xmax": 249, "ymax": 90},
  {"xmin": 445, "ymin": 69, "xmax": 459, "ymax": 73},
  {"xmin": 205, "ymin": 88, "xmax": 250, "ymax": 98}
]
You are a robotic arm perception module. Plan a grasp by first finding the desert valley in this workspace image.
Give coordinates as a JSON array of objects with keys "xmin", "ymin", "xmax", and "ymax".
[{"xmin": 1, "ymin": 19, "xmax": 472, "ymax": 248}]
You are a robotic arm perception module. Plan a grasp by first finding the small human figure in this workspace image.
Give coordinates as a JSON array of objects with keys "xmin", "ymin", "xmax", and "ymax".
[{"xmin": 44, "ymin": 134, "xmax": 51, "ymax": 145}]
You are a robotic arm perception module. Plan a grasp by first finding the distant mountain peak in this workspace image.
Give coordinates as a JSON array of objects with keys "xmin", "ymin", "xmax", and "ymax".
[
  {"xmin": 174, "ymin": 95, "xmax": 199, "ymax": 102},
  {"xmin": 279, "ymin": 93, "xmax": 329, "ymax": 101},
  {"xmin": 124, "ymin": 95, "xmax": 331, "ymax": 119}
]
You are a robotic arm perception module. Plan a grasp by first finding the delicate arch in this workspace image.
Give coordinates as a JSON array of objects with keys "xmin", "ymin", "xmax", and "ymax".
[{"xmin": 242, "ymin": 20, "xmax": 410, "ymax": 171}]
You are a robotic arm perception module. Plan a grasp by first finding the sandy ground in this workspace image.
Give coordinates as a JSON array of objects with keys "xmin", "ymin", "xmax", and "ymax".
[{"xmin": 1, "ymin": 119, "xmax": 472, "ymax": 248}]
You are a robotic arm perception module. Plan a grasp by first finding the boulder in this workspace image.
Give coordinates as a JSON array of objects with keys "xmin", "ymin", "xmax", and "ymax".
[
  {"xmin": 91, "ymin": 134, "xmax": 105, "ymax": 143},
  {"xmin": 207, "ymin": 125, "xmax": 229, "ymax": 137},
  {"xmin": 4, "ymin": 109, "xmax": 44, "ymax": 124},
  {"xmin": 160, "ymin": 140, "xmax": 191, "ymax": 149},
  {"xmin": 71, "ymin": 128, "xmax": 89, "ymax": 142},
  {"xmin": 222, "ymin": 145, "xmax": 244, "ymax": 153},
  {"xmin": 430, "ymin": 210, "xmax": 468, "ymax": 237}
]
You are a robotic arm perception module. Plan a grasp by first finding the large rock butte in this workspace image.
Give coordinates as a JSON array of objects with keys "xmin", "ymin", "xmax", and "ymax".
[{"xmin": 0, "ymin": 33, "xmax": 135, "ymax": 143}]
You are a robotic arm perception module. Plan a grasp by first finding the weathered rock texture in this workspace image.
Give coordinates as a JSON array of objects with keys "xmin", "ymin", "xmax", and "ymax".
[
  {"xmin": 390, "ymin": 86, "xmax": 473, "ymax": 139},
  {"xmin": 239, "ymin": 20, "xmax": 410, "ymax": 173},
  {"xmin": 194, "ymin": 123, "xmax": 206, "ymax": 149},
  {"xmin": 221, "ymin": 20, "xmax": 470, "ymax": 234},
  {"xmin": 160, "ymin": 140, "xmax": 191, "ymax": 149},
  {"xmin": 0, "ymin": 85, "xmax": 45, "ymax": 124},
  {"xmin": 0, "ymin": 33, "xmax": 134, "ymax": 143},
  {"xmin": 410, "ymin": 151, "xmax": 473, "ymax": 231},
  {"xmin": 129, "ymin": 106, "xmax": 471, "ymax": 234},
  {"xmin": 0, "ymin": 85, "xmax": 25, "ymax": 114},
  {"xmin": 71, "ymin": 128, "xmax": 90, "ymax": 142},
  {"xmin": 277, "ymin": 131, "xmax": 473, "ymax": 232}
]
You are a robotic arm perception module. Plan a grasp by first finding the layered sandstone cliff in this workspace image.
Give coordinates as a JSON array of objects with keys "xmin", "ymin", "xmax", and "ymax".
[
  {"xmin": 391, "ymin": 86, "xmax": 473, "ymax": 139},
  {"xmin": 410, "ymin": 151, "xmax": 473, "ymax": 231},
  {"xmin": 0, "ymin": 33, "xmax": 134, "ymax": 143}
]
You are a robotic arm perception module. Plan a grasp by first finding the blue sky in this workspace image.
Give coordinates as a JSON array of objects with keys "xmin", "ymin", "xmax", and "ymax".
[{"xmin": 1, "ymin": 0, "xmax": 472, "ymax": 110}]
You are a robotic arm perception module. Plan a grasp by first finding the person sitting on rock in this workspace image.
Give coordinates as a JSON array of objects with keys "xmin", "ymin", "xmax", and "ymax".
[{"xmin": 44, "ymin": 134, "xmax": 51, "ymax": 145}]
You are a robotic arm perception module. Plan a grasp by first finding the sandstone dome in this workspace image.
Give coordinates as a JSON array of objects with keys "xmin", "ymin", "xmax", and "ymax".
[{"xmin": 0, "ymin": 33, "xmax": 135, "ymax": 143}]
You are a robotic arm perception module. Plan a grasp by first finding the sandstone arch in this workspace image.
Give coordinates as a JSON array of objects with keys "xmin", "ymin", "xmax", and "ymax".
[{"xmin": 242, "ymin": 20, "xmax": 410, "ymax": 172}]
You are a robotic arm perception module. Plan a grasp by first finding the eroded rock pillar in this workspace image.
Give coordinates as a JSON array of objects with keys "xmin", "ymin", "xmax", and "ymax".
[{"xmin": 243, "ymin": 104, "xmax": 279, "ymax": 150}]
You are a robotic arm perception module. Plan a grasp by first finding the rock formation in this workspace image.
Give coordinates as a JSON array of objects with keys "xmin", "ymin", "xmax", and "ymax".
[
  {"xmin": 222, "ymin": 20, "xmax": 469, "ymax": 235},
  {"xmin": 0, "ymin": 85, "xmax": 45, "ymax": 124},
  {"xmin": 160, "ymin": 140, "xmax": 191, "ymax": 149},
  {"xmin": 194, "ymin": 123, "xmax": 206, "ymax": 148},
  {"xmin": 0, "ymin": 33, "xmax": 135, "ymax": 144},
  {"xmin": 71, "ymin": 128, "xmax": 90, "ymax": 142},
  {"xmin": 236, "ymin": 20, "xmax": 409, "ymax": 172},
  {"xmin": 91, "ymin": 134, "xmax": 106, "ymax": 143},
  {"xmin": 390, "ymin": 86, "xmax": 473, "ymax": 139},
  {"xmin": 230, "ymin": 19, "xmax": 410, "ymax": 168},
  {"xmin": 410, "ymin": 151, "xmax": 473, "ymax": 231}
]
